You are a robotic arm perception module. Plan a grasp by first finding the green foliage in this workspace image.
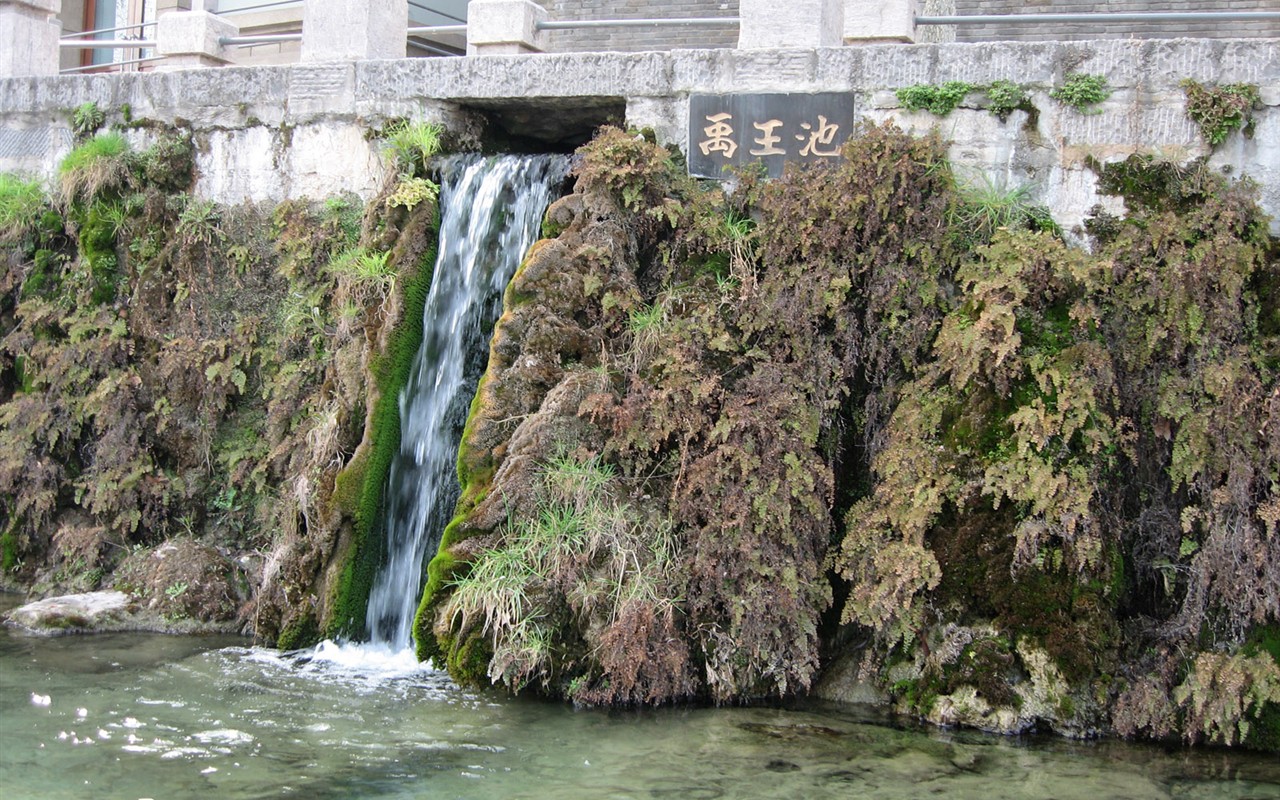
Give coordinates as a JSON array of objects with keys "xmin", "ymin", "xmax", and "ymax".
[
  {"xmin": 176, "ymin": 196, "xmax": 222, "ymax": 248},
  {"xmin": 572, "ymin": 126, "xmax": 678, "ymax": 211},
  {"xmin": 327, "ymin": 207, "xmax": 439, "ymax": 641},
  {"xmin": 1181, "ymin": 80, "xmax": 1261, "ymax": 147},
  {"xmin": 983, "ymin": 80, "xmax": 1030, "ymax": 122},
  {"xmin": 135, "ymin": 133, "xmax": 194, "ymax": 193},
  {"xmin": 896, "ymin": 82, "xmax": 975, "ymax": 116},
  {"xmin": 949, "ymin": 174, "xmax": 1057, "ymax": 248},
  {"xmin": 383, "ymin": 120, "xmax": 443, "ymax": 177},
  {"xmin": 71, "ymin": 102, "xmax": 106, "ymax": 141},
  {"xmin": 1050, "ymin": 73, "xmax": 1111, "ymax": 113},
  {"xmin": 0, "ymin": 174, "xmax": 46, "ymax": 242},
  {"xmin": 1175, "ymin": 652, "xmax": 1280, "ymax": 746},
  {"xmin": 57, "ymin": 132, "xmax": 130, "ymax": 206},
  {"xmin": 439, "ymin": 452, "xmax": 692, "ymax": 701},
  {"xmin": 386, "ymin": 176, "xmax": 439, "ymax": 211}
]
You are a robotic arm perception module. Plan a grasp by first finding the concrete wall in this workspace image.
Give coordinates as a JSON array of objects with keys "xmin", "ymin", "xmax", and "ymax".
[
  {"xmin": 952, "ymin": 1, "xmax": 1280, "ymax": 42},
  {"xmin": 1, "ymin": 39, "xmax": 1277, "ymax": 236}
]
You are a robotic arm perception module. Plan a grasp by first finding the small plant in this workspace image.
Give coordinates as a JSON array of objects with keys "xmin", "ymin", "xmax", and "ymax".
[
  {"xmin": 386, "ymin": 176, "xmax": 439, "ymax": 211},
  {"xmin": 949, "ymin": 173, "xmax": 1058, "ymax": 246},
  {"xmin": 1181, "ymin": 80, "xmax": 1261, "ymax": 147},
  {"xmin": 165, "ymin": 580, "xmax": 189, "ymax": 599},
  {"xmin": 57, "ymin": 131, "xmax": 130, "ymax": 205},
  {"xmin": 984, "ymin": 80, "xmax": 1030, "ymax": 122},
  {"xmin": 383, "ymin": 120, "xmax": 443, "ymax": 177},
  {"xmin": 176, "ymin": 195, "xmax": 222, "ymax": 247},
  {"xmin": 0, "ymin": 173, "xmax": 45, "ymax": 241},
  {"xmin": 322, "ymin": 194, "xmax": 362, "ymax": 245},
  {"xmin": 71, "ymin": 101, "xmax": 106, "ymax": 141},
  {"xmin": 896, "ymin": 81, "xmax": 975, "ymax": 116},
  {"xmin": 1051, "ymin": 73, "xmax": 1111, "ymax": 113}
]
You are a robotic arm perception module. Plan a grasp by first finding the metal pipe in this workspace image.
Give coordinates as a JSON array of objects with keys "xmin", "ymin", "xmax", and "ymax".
[
  {"xmin": 59, "ymin": 56, "xmax": 164, "ymax": 74},
  {"xmin": 68, "ymin": 20, "xmax": 156, "ymax": 38},
  {"xmin": 406, "ymin": 25, "xmax": 468, "ymax": 36},
  {"xmin": 60, "ymin": 39, "xmax": 158, "ymax": 49},
  {"xmin": 537, "ymin": 17, "xmax": 739, "ymax": 30},
  {"xmin": 220, "ymin": 33, "xmax": 303, "ymax": 45},
  {"xmin": 917, "ymin": 11, "xmax": 1280, "ymax": 25}
]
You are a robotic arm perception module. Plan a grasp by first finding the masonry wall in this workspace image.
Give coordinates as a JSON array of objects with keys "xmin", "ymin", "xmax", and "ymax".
[
  {"xmin": 952, "ymin": 0, "xmax": 1280, "ymax": 42},
  {"xmin": 2, "ymin": 39, "xmax": 1277, "ymax": 237}
]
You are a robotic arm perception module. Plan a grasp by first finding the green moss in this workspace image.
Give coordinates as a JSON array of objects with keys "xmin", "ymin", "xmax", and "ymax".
[
  {"xmin": 0, "ymin": 522, "xmax": 18, "ymax": 572},
  {"xmin": 445, "ymin": 628, "xmax": 493, "ymax": 685},
  {"xmin": 276, "ymin": 612, "xmax": 320, "ymax": 650},
  {"xmin": 324, "ymin": 211, "xmax": 439, "ymax": 641},
  {"xmin": 1242, "ymin": 627, "xmax": 1280, "ymax": 752},
  {"xmin": 78, "ymin": 203, "xmax": 121, "ymax": 305},
  {"xmin": 412, "ymin": 369, "xmax": 499, "ymax": 665}
]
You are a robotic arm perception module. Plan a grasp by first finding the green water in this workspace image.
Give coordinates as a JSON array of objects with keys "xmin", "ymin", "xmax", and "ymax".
[{"xmin": 2, "ymin": 620, "xmax": 1278, "ymax": 800}]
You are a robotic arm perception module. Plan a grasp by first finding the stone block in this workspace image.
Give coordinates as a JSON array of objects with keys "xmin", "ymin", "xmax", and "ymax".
[
  {"xmin": 302, "ymin": 0, "xmax": 406, "ymax": 62},
  {"xmin": 156, "ymin": 10, "xmax": 239, "ymax": 69},
  {"xmin": 467, "ymin": 0, "xmax": 548, "ymax": 55},
  {"xmin": 843, "ymin": 0, "xmax": 918, "ymax": 43},
  {"xmin": 0, "ymin": 0, "xmax": 61, "ymax": 78},
  {"xmin": 739, "ymin": 0, "xmax": 843, "ymax": 49}
]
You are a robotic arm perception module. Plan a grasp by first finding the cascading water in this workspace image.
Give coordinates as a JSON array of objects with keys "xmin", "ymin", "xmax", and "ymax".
[{"xmin": 363, "ymin": 154, "xmax": 568, "ymax": 652}]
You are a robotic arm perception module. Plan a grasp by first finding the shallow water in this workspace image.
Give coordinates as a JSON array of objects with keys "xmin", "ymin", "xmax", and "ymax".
[{"xmin": 2, "ymin": 620, "xmax": 1278, "ymax": 800}]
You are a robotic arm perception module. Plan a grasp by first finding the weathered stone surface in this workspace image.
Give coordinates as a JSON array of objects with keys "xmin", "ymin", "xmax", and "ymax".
[
  {"xmin": 301, "ymin": 0, "xmax": 406, "ymax": 62},
  {"xmin": 0, "ymin": 0, "xmax": 61, "ymax": 78},
  {"xmin": 739, "ymin": 0, "xmax": 843, "ymax": 49},
  {"xmin": 0, "ymin": 39, "xmax": 1276, "ymax": 230},
  {"xmin": 155, "ymin": 9, "xmax": 239, "ymax": 70},
  {"xmin": 6, "ymin": 591, "xmax": 132, "ymax": 633}
]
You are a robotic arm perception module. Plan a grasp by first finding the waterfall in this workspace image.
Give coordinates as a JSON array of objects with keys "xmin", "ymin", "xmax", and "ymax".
[{"xmin": 364, "ymin": 154, "xmax": 568, "ymax": 651}]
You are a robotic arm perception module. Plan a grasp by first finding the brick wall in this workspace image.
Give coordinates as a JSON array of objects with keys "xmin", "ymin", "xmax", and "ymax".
[
  {"xmin": 537, "ymin": 0, "xmax": 739, "ymax": 52},
  {"xmin": 950, "ymin": 0, "xmax": 1280, "ymax": 42},
  {"xmin": 535, "ymin": 1, "xmax": 1278, "ymax": 51}
]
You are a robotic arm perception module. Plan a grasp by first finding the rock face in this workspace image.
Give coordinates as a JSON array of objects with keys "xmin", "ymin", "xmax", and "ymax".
[
  {"xmin": 414, "ymin": 127, "xmax": 1280, "ymax": 751},
  {"xmin": 114, "ymin": 539, "xmax": 247, "ymax": 629},
  {"xmin": 6, "ymin": 591, "xmax": 132, "ymax": 633}
]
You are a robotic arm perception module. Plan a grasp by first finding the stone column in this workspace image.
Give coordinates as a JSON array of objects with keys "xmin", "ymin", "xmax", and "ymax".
[
  {"xmin": 155, "ymin": 10, "xmax": 238, "ymax": 69},
  {"xmin": 843, "ymin": 0, "xmax": 919, "ymax": 43},
  {"xmin": 738, "ymin": 0, "xmax": 843, "ymax": 49},
  {"xmin": 466, "ymin": 0, "xmax": 547, "ymax": 55},
  {"xmin": 0, "ymin": 0, "xmax": 61, "ymax": 77},
  {"xmin": 301, "ymin": 0, "xmax": 406, "ymax": 62}
]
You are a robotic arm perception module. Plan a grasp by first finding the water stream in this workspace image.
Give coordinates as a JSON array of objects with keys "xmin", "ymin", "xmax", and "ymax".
[
  {"xmin": 3, "ymin": 620, "xmax": 1277, "ymax": 800},
  {"xmin": 3, "ymin": 157, "xmax": 1280, "ymax": 798},
  {"xmin": 364, "ymin": 154, "xmax": 568, "ymax": 650}
]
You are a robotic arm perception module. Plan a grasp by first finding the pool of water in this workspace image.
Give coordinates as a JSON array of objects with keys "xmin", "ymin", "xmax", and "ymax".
[{"xmin": 2, "ymin": 614, "xmax": 1278, "ymax": 800}]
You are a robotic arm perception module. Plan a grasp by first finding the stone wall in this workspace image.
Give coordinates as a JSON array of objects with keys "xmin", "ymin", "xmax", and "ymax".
[
  {"xmin": 1, "ymin": 39, "xmax": 1277, "ymax": 235},
  {"xmin": 952, "ymin": 1, "xmax": 1280, "ymax": 42}
]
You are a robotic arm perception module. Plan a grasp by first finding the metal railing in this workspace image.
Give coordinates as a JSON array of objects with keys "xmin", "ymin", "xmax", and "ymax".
[
  {"xmin": 61, "ymin": 56, "xmax": 165, "ymax": 75},
  {"xmin": 59, "ymin": 21, "xmax": 158, "ymax": 74},
  {"xmin": 537, "ymin": 18, "xmax": 739, "ymax": 31},
  {"xmin": 47, "ymin": 7, "xmax": 1280, "ymax": 74},
  {"xmin": 221, "ymin": 33, "xmax": 303, "ymax": 47},
  {"xmin": 916, "ymin": 11, "xmax": 1280, "ymax": 26}
]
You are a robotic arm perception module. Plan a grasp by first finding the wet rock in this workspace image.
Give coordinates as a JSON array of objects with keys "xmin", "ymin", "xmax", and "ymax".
[{"xmin": 6, "ymin": 590, "xmax": 132, "ymax": 633}]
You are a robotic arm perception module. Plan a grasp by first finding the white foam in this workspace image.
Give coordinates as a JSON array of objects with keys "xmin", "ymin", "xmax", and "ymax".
[{"xmin": 298, "ymin": 640, "xmax": 431, "ymax": 679}]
